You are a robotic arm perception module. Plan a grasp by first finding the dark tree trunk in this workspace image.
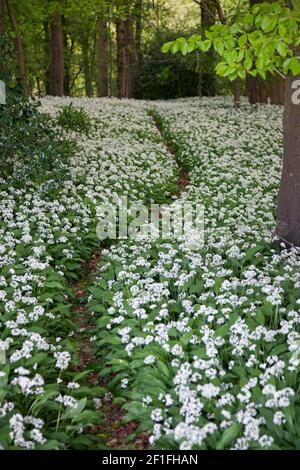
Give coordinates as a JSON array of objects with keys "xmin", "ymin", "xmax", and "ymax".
[
  {"xmin": 44, "ymin": 20, "xmax": 51, "ymax": 95},
  {"xmin": 0, "ymin": 0, "xmax": 4, "ymax": 33},
  {"xmin": 98, "ymin": 18, "xmax": 108, "ymax": 97},
  {"xmin": 127, "ymin": 10, "xmax": 136, "ymax": 98},
  {"xmin": 233, "ymin": 78, "xmax": 241, "ymax": 107},
  {"xmin": 276, "ymin": 73, "xmax": 300, "ymax": 246},
  {"xmin": 270, "ymin": 75, "xmax": 285, "ymax": 105},
  {"xmin": 246, "ymin": 74, "xmax": 268, "ymax": 104},
  {"xmin": 81, "ymin": 39, "xmax": 93, "ymax": 97},
  {"xmin": 130, "ymin": 0, "xmax": 143, "ymax": 98},
  {"xmin": 246, "ymin": 0, "xmax": 268, "ymax": 104},
  {"xmin": 0, "ymin": 0, "xmax": 5, "ymax": 77},
  {"xmin": 62, "ymin": 16, "xmax": 71, "ymax": 96},
  {"xmin": 116, "ymin": 11, "xmax": 130, "ymax": 99},
  {"xmin": 6, "ymin": 0, "xmax": 29, "ymax": 96},
  {"xmin": 49, "ymin": 9, "xmax": 64, "ymax": 96},
  {"xmin": 198, "ymin": 0, "xmax": 216, "ymax": 97}
]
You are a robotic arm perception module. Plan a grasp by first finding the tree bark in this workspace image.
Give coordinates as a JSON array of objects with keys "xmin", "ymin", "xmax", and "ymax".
[
  {"xmin": 276, "ymin": 73, "xmax": 300, "ymax": 246},
  {"xmin": 81, "ymin": 38, "xmax": 93, "ymax": 97},
  {"xmin": 6, "ymin": 0, "xmax": 29, "ymax": 96},
  {"xmin": 116, "ymin": 10, "xmax": 130, "ymax": 99},
  {"xmin": 49, "ymin": 8, "xmax": 64, "ymax": 96},
  {"xmin": 233, "ymin": 78, "xmax": 241, "ymax": 107},
  {"xmin": 98, "ymin": 18, "xmax": 108, "ymax": 97},
  {"xmin": 0, "ymin": 0, "xmax": 5, "ymax": 77},
  {"xmin": 0, "ymin": 0, "xmax": 4, "ymax": 34},
  {"xmin": 246, "ymin": 74, "xmax": 268, "ymax": 104},
  {"xmin": 270, "ymin": 75, "xmax": 285, "ymax": 105},
  {"xmin": 198, "ymin": 0, "xmax": 216, "ymax": 97}
]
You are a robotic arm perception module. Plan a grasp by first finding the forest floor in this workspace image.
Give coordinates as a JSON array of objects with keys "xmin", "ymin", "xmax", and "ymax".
[{"xmin": 2, "ymin": 97, "xmax": 300, "ymax": 451}]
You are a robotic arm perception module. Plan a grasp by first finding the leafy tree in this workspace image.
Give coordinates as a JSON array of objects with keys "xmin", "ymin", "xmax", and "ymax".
[{"xmin": 163, "ymin": 0, "xmax": 300, "ymax": 245}]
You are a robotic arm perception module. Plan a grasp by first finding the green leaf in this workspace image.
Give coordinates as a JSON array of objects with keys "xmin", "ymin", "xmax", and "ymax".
[
  {"xmin": 289, "ymin": 57, "xmax": 300, "ymax": 75},
  {"xmin": 216, "ymin": 423, "xmax": 242, "ymax": 450},
  {"xmin": 255, "ymin": 309, "xmax": 265, "ymax": 325}
]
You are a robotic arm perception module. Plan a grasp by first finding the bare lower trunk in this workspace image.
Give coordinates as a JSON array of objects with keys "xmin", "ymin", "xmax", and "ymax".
[
  {"xmin": 82, "ymin": 39, "xmax": 93, "ymax": 97},
  {"xmin": 116, "ymin": 16, "xmax": 129, "ymax": 98},
  {"xmin": 98, "ymin": 18, "xmax": 108, "ymax": 97},
  {"xmin": 233, "ymin": 79, "xmax": 241, "ymax": 107},
  {"xmin": 270, "ymin": 75, "xmax": 285, "ymax": 105},
  {"xmin": 0, "ymin": 0, "xmax": 4, "ymax": 33},
  {"xmin": 0, "ymin": 0, "xmax": 5, "ymax": 76},
  {"xmin": 246, "ymin": 75, "xmax": 268, "ymax": 104},
  {"xmin": 276, "ymin": 75, "xmax": 300, "ymax": 246},
  {"xmin": 6, "ymin": 0, "xmax": 29, "ymax": 96},
  {"xmin": 49, "ymin": 9, "xmax": 64, "ymax": 96}
]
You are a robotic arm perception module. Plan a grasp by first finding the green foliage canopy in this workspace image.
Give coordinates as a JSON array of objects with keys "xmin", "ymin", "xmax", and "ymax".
[{"xmin": 162, "ymin": 1, "xmax": 300, "ymax": 81}]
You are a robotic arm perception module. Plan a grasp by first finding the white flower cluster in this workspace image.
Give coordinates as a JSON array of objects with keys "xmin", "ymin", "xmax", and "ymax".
[
  {"xmin": 0, "ymin": 97, "xmax": 178, "ymax": 449},
  {"xmin": 91, "ymin": 97, "xmax": 300, "ymax": 450}
]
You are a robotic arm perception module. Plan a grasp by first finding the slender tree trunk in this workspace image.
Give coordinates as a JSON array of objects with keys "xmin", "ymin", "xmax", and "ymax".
[
  {"xmin": 116, "ymin": 12, "xmax": 130, "ymax": 98},
  {"xmin": 246, "ymin": 75, "xmax": 268, "ymax": 104},
  {"xmin": 62, "ymin": 16, "xmax": 71, "ymax": 96},
  {"xmin": 198, "ymin": 0, "xmax": 216, "ymax": 96},
  {"xmin": 108, "ymin": 13, "xmax": 113, "ymax": 96},
  {"xmin": 49, "ymin": 9, "xmax": 64, "ymax": 96},
  {"xmin": 233, "ymin": 78, "xmax": 241, "ymax": 107},
  {"xmin": 0, "ymin": 0, "xmax": 4, "ymax": 34},
  {"xmin": 98, "ymin": 18, "xmax": 108, "ymax": 97},
  {"xmin": 130, "ymin": 0, "xmax": 143, "ymax": 98},
  {"xmin": 82, "ymin": 38, "xmax": 93, "ymax": 97},
  {"xmin": 6, "ymin": 0, "xmax": 29, "ymax": 96},
  {"xmin": 276, "ymin": 73, "xmax": 300, "ymax": 246},
  {"xmin": 270, "ymin": 75, "xmax": 285, "ymax": 105},
  {"xmin": 0, "ymin": 0, "xmax": 5, "ymax": 77},
  {"xmin": 44, "ymin": 20, "xmax": 51, "ymax": 94},
  {"xmin": 127, "ymin": 10, "xmax": 136, "ymax": 98},
  {"xmin": 245, "ymin": 0, "xmax": 269, "ymax": 104}
]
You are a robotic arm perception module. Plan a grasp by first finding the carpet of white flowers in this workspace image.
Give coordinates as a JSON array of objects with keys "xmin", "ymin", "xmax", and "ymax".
[
  {"xmin": 0, "ymin": 97, "xmax": 178, "ymax": 449},
  {"xmin": 90, "ymin": 97, "xmax": 300, "ymax": 450},
  {"xmin": 2, "ymin": 96, "xmax": 300, "ymax": 451}
]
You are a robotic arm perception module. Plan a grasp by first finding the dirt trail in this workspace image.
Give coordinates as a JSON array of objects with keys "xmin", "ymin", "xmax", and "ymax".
[{"xmin": 71, "ymin": 109, "xmax": 189, "ymax": 449}]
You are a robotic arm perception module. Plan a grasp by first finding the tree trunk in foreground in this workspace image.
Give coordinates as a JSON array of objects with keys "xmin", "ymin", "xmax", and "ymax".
[
  {"xmin": 98, "ymin": 18, "xmax": 108, "ymax": 97},
  {"xmin": 6, "ymin": 0, "xmax": 29, "ymax": 96},
  {"xmin": 276, "ymin": 74, "xmax": 300, "ymax": 246},
  {"xmin": 49, "ymin": 9, "xmax": 64, "ymax": 96}
]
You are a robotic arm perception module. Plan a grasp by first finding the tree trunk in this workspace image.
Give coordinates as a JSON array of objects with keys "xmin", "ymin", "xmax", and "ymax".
[
  {"xmin": 62, "ymin": 16, "xmax": 71, "ymax": 96},
  {"xmin": 44, "ymin": 20, "xmax": 51, "ymax": 95},
  {"xmin": 127, "ymin": 10, "xmax": 137, "ymax": 98},
  {"xmin": 0, "ymin": 0, "xmax": 4, "ymax": 34},
  {"xmin": 49, "ymin": 9, "xmax": 64, "ymax": 96},
  {"xmin": 276, "ymin": 74, "xmax": 300, "ymax": 246},
  {"xmin": 198, "ymin": 0, "xmax": 216, "ymax": 97},
  {"xmin": 246, "ymin": 74, "xmax": 268, "ymax": 104},
  {"xmin": 98, "ymin": 18, "xmax": 108, "ymax": 97},
  {"xmin": 130, "ymin": 0, "xmax": 143, "ymax": 98},
  {"xmin": 116, "ymin": 14, "xmax": 130, "ymax": 98},
  {"xmin": 233, "ymin": 79, "xmax": 241, "ymax": 107},
  {"xmin": 270, "ymin": 75, "xmax": 285, "ymax": 105},
  {"xmin": 82, "ymin": 39, "xmax": 93, "ymax": 97},
  {"xmin": 245, "ymin": 0, "xmax": 268, "ymax": 104},
  {"xmin": 0, "ymin": 0, "xmax": 5, "ymax": 77},
  {"xmin": 6, "ymin": 0, "xmax": 29, "ymax": 96}
]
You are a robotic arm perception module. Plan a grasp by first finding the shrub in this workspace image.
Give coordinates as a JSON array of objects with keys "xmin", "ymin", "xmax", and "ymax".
[{"xmin": 57, "ymin": 103, "xmax": 92, "ymax": 134}]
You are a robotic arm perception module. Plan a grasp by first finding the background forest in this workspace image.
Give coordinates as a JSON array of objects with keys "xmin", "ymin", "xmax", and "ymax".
[{"xmin": 0, "ymin": 0, "xmax": 286, "ymax": 103}]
